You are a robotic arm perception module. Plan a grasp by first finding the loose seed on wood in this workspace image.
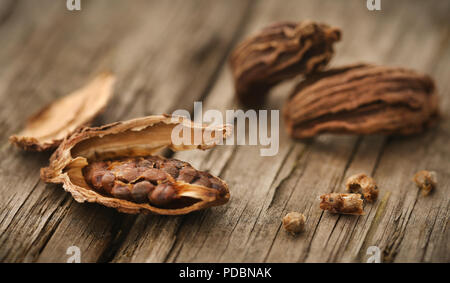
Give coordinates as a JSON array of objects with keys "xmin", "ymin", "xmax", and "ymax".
[
  {"xmin": 345, "ymin": 173, "xmax": 379, "ymax": 202},
  {"xmin": 413, "ymin": 170, "xmax": 437, "ymax": 196},
  {"xmin": 282, "ymin": 212, "xmax": 306, "ymax": 234},
  {"xmin": 319, "ymin": 193, "xmax": 364, "ymax": 215}
]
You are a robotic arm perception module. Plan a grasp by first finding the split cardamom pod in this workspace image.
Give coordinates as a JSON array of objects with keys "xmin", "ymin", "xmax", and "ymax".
[
  {"xmin": 229, "ymin": 21, "xmax": 341, "ymax": 106},
  {"xmin": 9, "ymin": 72, "xmax": 116, "ymax": 151},
  {"xmin": 41, "ymin": 115, "xmax": 231, "ymax": 215},
  {"xmin": 283, "ymin": 64, "xmax": 439, "ymax": 138}
]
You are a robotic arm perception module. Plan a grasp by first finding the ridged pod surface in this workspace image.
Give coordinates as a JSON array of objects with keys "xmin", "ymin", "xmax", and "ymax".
[
  {"xmin": 229, "ymin": 21, "xmax": 341, "ymax": 106},
  {"xmin": 41, "ymin": 115, "xmax": 231, "ymax": 215},
  {"xmin": 284, "ymin": 64, "xmax": 439, "ymax": 138}
]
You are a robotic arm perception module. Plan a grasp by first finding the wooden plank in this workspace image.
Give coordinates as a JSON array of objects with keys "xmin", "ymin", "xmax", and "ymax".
[
  {"xmin": 0, "ymin": 1, "xmax": 77, "ymax": 262},
  {"xmin": 0, "ymin": 0, "xmax": 253, "ymax": 262},
  {"xmin": 113, "ymin": 0, "xmax": 450, "ymax": 263},
  {"xmin": 113, "ymin": 0, "xmax": 363, "ymax": 263},
  {"xmin": 301, "ymin": 0, "xmax": 450, "ymax": 263},
  {"xmin": 365, "ymin": 37, "xmax": 450, "ymax": 263},
  {"xmin": 36, "ymin": 0, "xmax": 253, "ymax": 263},
  {"xmin": 0, "ymin": 0, "xmax": 448, "ymax": 263},
  {"xmin": 394, "ymin": 43, "xmax": 450, "ymax": 262}
]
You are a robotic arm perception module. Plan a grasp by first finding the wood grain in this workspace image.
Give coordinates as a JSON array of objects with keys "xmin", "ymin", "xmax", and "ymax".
[
  {"xmin": 0, "ymin": 0, "xmax": 448, "ymax": 263},
  {"xmin": 0, "ymin": 0, "xmax": 253, "ymax": 263}
]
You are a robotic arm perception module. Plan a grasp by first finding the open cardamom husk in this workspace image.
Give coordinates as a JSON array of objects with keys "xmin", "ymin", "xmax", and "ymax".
[
  {"xmin": 283, "ymin": 63, "xmax": 439, "ymax": 138},
  {"xmin": 229, "ymin": 21, "xmax": 341, "ymax": 106},
  {"xmin": 41, "ymin": 115, "xmax": 232, "ymax": 215},
  {"xmin": 9, "ymin": 72, "xmax": 116, "ymax": 151}
]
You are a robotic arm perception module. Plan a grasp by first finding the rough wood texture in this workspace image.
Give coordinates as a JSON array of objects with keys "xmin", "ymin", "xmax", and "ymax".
[{"xmin": 0, "ymin": 0, "xmax": 448, "ymax": 263}]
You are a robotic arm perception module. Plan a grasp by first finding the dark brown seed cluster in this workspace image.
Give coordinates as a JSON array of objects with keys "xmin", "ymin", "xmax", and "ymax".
[
  {"xmin": 83, "ymin": 156, "xmax": 227, "ymax": 208},
  {"xmin": 282, "ymin": 212, "xmax": 306, "ymax": 234},
  {"xmin": 229, "ymin": 21, "xmax": 341, "ymax": 106}
]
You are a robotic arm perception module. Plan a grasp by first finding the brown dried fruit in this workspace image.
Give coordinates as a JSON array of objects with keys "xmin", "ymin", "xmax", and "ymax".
[
  {"xmin": 130, "ymin": 181, "xmax": 155, "ymax": 203},
  {"xmin": 282, "ymin": 212, "xmax": 306, "ymax": 234},
  {"xmin": 40, "ymin": 115, "xmax": 231, "ymax": 215},
  {"xmin": 319, "ymin": 193, "xmax": 364, "ymax": 215},
  {"xmin": 142, "ymin": 168, "xmax": 167, "ymax": 182},
  {"xmin": 111, "ymin": 182, "xmax": 132, "ymax": 201},
  {"xmin": 149, "ymin": 183, "xmax": 177, "ymax": 207},
  {"xmin": 345, "ymin": 173, "xmax": 378, "ymax": 202},
  {"xmin": 177, "ymin": 167, "xmax": 198, "ymax": 183},
  {"xmin": 229, "ymin": 21, "xmax": 341, "ymax": 106},
  {"xmin": 9, "ymin": 73, "xmax": 115, "ymax": 151},
  {"xmin": 413, "ymin": 170, "xmax": 437, "ymax": 196},
  {"xmin": 284, "ymin": 64, "xmax": 439, "ymax": 138}
]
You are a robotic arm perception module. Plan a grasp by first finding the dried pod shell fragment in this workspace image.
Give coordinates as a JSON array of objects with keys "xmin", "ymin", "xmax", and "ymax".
[
  {"xmin": 284, "ymin": 64, "xmax": 439, "ymax": 138},
  {"xmin": 9, "ymin": 73, "xmax": 116, "ymax": 151},
  {"xmin": 413, "ymin": 170, "xmax": 437, "ymax": 196},
  {"xmin": 41, "ymin": 115, "xmax": 232, "ymax": 215},
  {"xmin": 345, "ymin": 173, "xmax": 378, "ymax": 202},
  {"xmin": 319, "ymin": 193, "xmax": 364, "ymax": 215},
  {"xmin": 229, "ymin": 21, "xmax": 341, "ymax": 106},
  {"xmin": 282, "ymin": 212, "xmax": 306, "ymax": 234}
]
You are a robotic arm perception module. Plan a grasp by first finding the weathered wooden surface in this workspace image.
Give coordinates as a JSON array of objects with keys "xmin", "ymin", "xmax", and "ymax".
[{"xmin": 0, "ymin": 0, "xmax": 448, "ymax": 263}]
